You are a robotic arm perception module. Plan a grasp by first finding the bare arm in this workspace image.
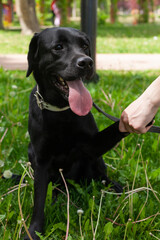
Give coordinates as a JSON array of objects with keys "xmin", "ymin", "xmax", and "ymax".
[{"xmin": 119, "ymin": 76, "xmax": 160, "ymax": 134}]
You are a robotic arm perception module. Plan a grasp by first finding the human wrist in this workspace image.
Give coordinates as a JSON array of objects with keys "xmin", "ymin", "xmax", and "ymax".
[
  {"xmin": 145, "ymin": 91, "xmax": 160, "ymax": 109},
  {"xmin": 137, "ymin": 92, "xmax": 159, "ymax": 117},
  {"xmin": 144, "ymin": 76, "xmax": 160, "ymax": 108}
]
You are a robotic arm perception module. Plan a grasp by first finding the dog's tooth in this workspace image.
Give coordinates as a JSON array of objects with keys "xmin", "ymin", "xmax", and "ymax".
[{"xmin": 59, "ymin": 77, "xmax": 67, "ymax": 86}]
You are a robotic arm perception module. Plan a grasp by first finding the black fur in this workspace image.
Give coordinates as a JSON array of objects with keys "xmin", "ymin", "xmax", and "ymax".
[{"xmin": 25, "ymin": 27, "xmax": 127, "ymax": 240}]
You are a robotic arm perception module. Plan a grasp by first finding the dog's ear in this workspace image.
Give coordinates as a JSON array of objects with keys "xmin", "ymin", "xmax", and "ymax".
[{"xmin": 26, "ymin": 33, "xmax": 39, "ymax": 77}]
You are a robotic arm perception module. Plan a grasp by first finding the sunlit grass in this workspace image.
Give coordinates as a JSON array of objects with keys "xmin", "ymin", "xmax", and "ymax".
[
  {"xmin": 1, "ymin": 23, "xmax": 160, "ymax": 54},
  {"xmin": 97, "ymin": 23, "xmax": 160, "ymax": 53},
  {"xmin": 0, "ymin": 30, "xmax": 31, "ymax": 54},
  {"xmin": 97, "ymin": 36, "xmax": 160, "ymax": 53}
]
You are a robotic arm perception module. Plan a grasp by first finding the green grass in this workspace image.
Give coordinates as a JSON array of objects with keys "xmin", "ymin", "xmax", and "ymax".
[
  {"xmin": 0, "ymin": 30, "xmax": 31, "ymax": 54},
  {"xmin": 0, "ymin": 69, "xmax": 160, "ymax": 239},
  {"xmin": 1, "ymin": 23, "xmax": 160, "ymax": 54},
  {"xmin": 97, "ymin": 23, "xmax": 160, "ymax": 53}
]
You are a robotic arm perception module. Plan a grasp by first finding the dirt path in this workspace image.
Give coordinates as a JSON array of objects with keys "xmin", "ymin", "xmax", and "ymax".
[{"xmin": 0, "ymin": 53, "xmax": 160, "ymax": 71}]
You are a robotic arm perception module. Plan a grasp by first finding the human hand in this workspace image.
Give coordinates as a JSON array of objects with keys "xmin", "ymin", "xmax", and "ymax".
[{"xmin": 119, "ymin": 95, "xmax": 157, "ymax": 134}]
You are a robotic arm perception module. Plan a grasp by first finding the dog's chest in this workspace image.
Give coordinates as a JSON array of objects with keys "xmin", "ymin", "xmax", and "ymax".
[
  {"xmin": 45, "ymin": 123, "xmax": 88, "ymax": 150},
  {"xmin": 43, "ymin": 112, "xmax": 96, "ymax": 144},
  {"xmin": 31, "ymin": 112, "xmax": 98, "ymax": 167}
]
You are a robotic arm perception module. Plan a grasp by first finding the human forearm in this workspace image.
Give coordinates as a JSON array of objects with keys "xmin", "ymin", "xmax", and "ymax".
[
  {"xmin": 142, "ymin": 76, "xmax": 160, "ymax": 108},
  {"xmin": 119, "ymin": 76, "xmax": 160, "ymax": 134}
]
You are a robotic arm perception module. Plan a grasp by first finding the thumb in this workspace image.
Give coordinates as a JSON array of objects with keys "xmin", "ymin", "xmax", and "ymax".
[{"xmin": 119, "ymin": 118, "xmax": 128, "ymax": 132}]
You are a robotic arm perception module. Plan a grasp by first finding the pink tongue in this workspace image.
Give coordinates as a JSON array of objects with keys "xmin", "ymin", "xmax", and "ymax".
[{"xmin": 66, "ymin": 79, "xmax": 92, "ymax": 116}]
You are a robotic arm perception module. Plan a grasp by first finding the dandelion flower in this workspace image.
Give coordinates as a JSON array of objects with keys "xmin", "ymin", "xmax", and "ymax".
[
  {"xmin": 12, "ymin": 85, "xmax": 18, "ymax": 89},
  {"xmin": 77, "ymin": 209, "xmax": 84, "ymax": 215},
  {"xmin": 0, "ymin": 160, "xmax": 4, "ymax": 168},
  {"xmin": 153, "ymin": 36, "xmax": 158, "ymax": 40},
  {"xmin": 3, "ymin": 170, "xmax": 13, "ymax": 179}
]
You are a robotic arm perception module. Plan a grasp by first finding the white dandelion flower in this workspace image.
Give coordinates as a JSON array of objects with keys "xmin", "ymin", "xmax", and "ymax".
[
  {"xmin": 3, "ymin": 170, "xmax": 13, "ymax": 179},
  {"xmin": 77, "ymin": 209, "xmax": 84, "ymax": 215}
]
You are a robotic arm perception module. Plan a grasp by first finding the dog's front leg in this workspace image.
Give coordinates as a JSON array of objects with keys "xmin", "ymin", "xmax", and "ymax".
[
  {"xmin": 91, "ymin": 121, "xmax": 128, "ymax": 158},
  {"xmin": 24, "ymin": 165, "xmax": 48, "ymax": 240}
]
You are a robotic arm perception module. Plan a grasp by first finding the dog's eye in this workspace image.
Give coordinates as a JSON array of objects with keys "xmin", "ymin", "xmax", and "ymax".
[
  {"xmin": 54, "ymin": 44, "xmax": 63, "ymax": 50},
  {"xmin": 83, "ymin": 45, "xmax": 88, "ymax": 50}
]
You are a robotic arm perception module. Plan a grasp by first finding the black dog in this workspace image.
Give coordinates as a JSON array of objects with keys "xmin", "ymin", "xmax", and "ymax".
[{"xmin": 25, "ymin": 27, "xmax": 127, "ymax": 239}]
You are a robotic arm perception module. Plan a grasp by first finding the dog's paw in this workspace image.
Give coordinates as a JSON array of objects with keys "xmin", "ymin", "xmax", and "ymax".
[
  {"xmin": 24, "ymin": 223, "xmax": 42, "ymax": 240},
  {"xmin": 112, "ymin": 181, "xmax": 123, "ymax": 193},
  {"xmin": 102, "ymin": 177, "xmax": 123, "ymax": 193},
  {"xmin": 24, "ymin": 232, "xmax": 40, "ymax": 240}
]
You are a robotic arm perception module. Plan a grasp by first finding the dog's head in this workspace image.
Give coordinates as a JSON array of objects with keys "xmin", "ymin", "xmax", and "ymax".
[{"xmin": 27, "ymin": 27, "xmax": 94, "ymax": 116}]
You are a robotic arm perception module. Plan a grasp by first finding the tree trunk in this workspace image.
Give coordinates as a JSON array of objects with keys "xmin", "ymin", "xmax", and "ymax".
[
  {"xmin": 98, "ymin": 0, "xmax": 108, "ymax": 13},
  {"xmin": 138, "ymin": 0, "xmax": 149, "ymax": 23},
  {"xmin": 131, "ymin": 0, "xmax": 138, "ymax": 25},
  {"xmin": 110, "ymin": 0, "xmax": 118, "ymax": 24},
  {"xmin": 57, "ymin": 0, "xmax": 67, "ymax": 25},
  {"xmin": 67, "ymin": 0, "xmax": 73, "ymax": 20},
  {"xmin": 150, "ymin": 0, "xmax": 155, "ymax": 22},
  {"xmin": 39, "ymin": 0, "xmax": 45, "ymax": 25},
  {"xmin": 72, "ymin": 0, "xmax": 76, "ymax": 18},
  {"xmin": 9, "ymin": 0, "xmax": 14, "ymax": 22},
  {"xmin": 0, "ymin": 0, "xmax": 4, "ymax": 29},
  {"xmin": 16, "ymin": 0, "xmax": 40, "ymax": 35}
]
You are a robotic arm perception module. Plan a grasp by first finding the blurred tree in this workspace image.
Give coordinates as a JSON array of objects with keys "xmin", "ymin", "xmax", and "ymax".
[
  {"xmin": 16, "ymin": 0, "xmax": 40, "ymax": 35},
  {"xmin": 98, "ymin": 0, "xmax": 108, "ymax": 13},
  {"xmin": 97, "ymin": 0, "xmax": 109, "ymax": 25},
  {"xmin": 0, "ymin": 0, "xmax": 4, "ymax": 29},
  {"xmin": 56, "ymin": 0, "xmax": 73, "ymax": 24},
  {"xmin": 150, "ymin": 0, "xmax": 157, "ymax": 22},
  {"xmin": 58, "ymin": 0, "xmax": 67, "ymax": 24},
  {"xmin": 110, "ymin": 0, "xmax": 118, "ymax": 23},
  {"xmin": 138, "ymin": 0, "xmax": 149, "ymax": 23},
  {"xmin": 130, "ymin": 0, "xmax": 138, "ymax": 9},
  {"xmin": 9, "ymin": 0, "xmax": 14, "ymax": 22},
  {"xmin": 39, "ymin": 0, "xmax": 45, "ymax": 24},
  {"xmin": 67, "ymin": 0, "xmax": 73, "ymax": 19}
]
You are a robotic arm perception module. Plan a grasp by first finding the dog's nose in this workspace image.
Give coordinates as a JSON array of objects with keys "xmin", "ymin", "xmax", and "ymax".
[{"xmin": 77, "ymin": 57, "xmax": 93, "ymax": 69}]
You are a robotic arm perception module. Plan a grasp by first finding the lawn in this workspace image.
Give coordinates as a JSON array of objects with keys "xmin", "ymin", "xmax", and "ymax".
[
  {"xmin": 1, "ymin": 23, "xmax": 160, "ymax": 54},
  {"xmin": 97, "ymin": 23, "xmax": 160, "ymax": 53},
  {"xmin": 0, "ymin": 30, "xmax": 31, "ymax": 54},
  {"xmin": 0, "ymin": 69, "xmax": 160, "ymax": 239}
]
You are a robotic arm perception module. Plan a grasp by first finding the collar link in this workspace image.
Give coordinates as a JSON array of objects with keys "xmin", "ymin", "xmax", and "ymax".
[{"xmin": 34, "ymin": 85, "xmax": 70, "ymax": 112}]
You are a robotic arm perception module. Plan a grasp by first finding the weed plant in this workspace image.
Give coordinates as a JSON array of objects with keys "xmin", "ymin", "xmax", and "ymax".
[{"xmin": 0, "ymin": 69, "xmax": 160, "ymax": 239}]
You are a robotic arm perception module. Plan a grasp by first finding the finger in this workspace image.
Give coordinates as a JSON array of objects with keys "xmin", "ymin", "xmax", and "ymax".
[
  {"xmin": 145, "ymin": 125, "xmax": 153, "ymax": 133},
  {"xmin": 124, "ymin": 123, "xmax": 146, "ymax": 134},
  {"xmin": 133, "ymin": 126, "xmax": 151, "ymax": 134},
  {"xmin": 123, "ymin": 124, "xmax": 135, "ymax": 133},
  {"xmin": 119, "ymin": 119, "xmax": 128, "ymax": 132},
  {"xmin": 119, "ymin": 112, "xmax": 129, "ymax": 132}
]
